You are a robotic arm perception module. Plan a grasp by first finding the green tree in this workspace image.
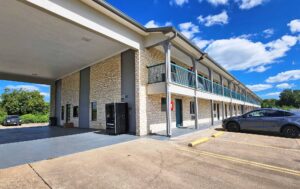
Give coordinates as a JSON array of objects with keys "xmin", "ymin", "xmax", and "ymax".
[
  {"xmin": 278, "ymin": 89, "xmax": 300, "ymax": 108},
  {"xmin": 261, "ymin": 99, "xmax": 278, "ymax": 108},
  {"xmin": 0, "ymin": 88, "xmax": 49, "ymax": 115}
]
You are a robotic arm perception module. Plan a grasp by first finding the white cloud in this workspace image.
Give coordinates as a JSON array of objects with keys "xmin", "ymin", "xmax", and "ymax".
[
  {"xmin": 266, "ymin": 70, "xmax": 300, "ymax": 83},
  {"xmin": 246, "ymin": 84, "xmax": 272, "ymax": 92},
  {"xmin": 178, "ymin": 22, "xmax": 200, "ymax": 39},
  {"xmin": 263, "ymin": 28, "xmax": 274, "ymax": 38},
  {"xmin": 235, "ymin": 0, "xmax": 268, "ymax": 10},
  {"xmin": 5, "ymin": 85, "xmax": 39, "ymax": 91},
  {"xmin": 276, "ymin": 83, "xmax": 294, "ymax": 89},
  {"xmin": 144, "ymin": 20, "xmax": 172, "ymax": 28},
  {"xmin": 288, "ymin": 19, "xmax": 300, "ymax": 33},
  {"xmin": 204, "ymin": 35, "xmax": 298, "ymax": 72},
  {"xmin": 192, "ymin": 37, "xmax": 213, "ymax": 49},
  {"xmin": 248, "ymin": 65, "xmax": 270, "ymax": 73},
  {"xmin": 40, "ymin": 92, "xmax": 50, "ymax": 97},
  {"xmin": 145, "ymin": 20, "xmax": 159, "ymax": 28},
  {"xmin": 198, "ymin": 10, "xmax": 229, "ymax": 27},
  {"xmin": 205, "ymin": 0, "xmax": 229, "ymax": 6},
  {"xmin": 237, "ymin": 33, "xmax": 257, "ymax": 39},
  {"xmin": 169, "ymin": 0, "xmax": 189, "ymax": 6},
  {"xmin": 36, "ymin": 84, "xmax": 49, "ymax": 88},
  {"xmin": 265, "ymin": 92, "xmax": 281, "ymax": 97}
]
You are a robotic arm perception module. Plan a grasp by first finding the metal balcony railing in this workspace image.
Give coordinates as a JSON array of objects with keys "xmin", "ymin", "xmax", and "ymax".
[
  {"xmin": 147, "ymin": 63, "xmax": 165, "ymax": 84},
  {"xmin": 197, "ymin": 75, "xmax": 212, "ymax": 92},
  {"xmin": 213, "ymin": 82, "xmax": 223, "ymax": 96},
  {"xmin": 224, "ymin": 87, "xmax": 231, "ymax": 97},
  {"xmin": 171, "ymin": 64, "xmax": 195, "ymax": 88},
  {"xmin": 147, "ymin": 63, "xmax": 260, "ymax": 105}
]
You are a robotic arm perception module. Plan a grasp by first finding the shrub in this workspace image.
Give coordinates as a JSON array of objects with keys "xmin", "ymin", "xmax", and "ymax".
[
  {"xmin": 0, "ymin": 108, "xmax": 7, "ymax": 125},
  {"xmin": 0, "ymin": 116, "xmax": 5, "ymax": 125},
  {"xmin": 20, "ymin": 114, "xmax": 49, "ymax": 124}
]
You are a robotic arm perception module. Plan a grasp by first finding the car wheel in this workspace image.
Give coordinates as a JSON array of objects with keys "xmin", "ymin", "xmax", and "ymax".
[
  {"xmin": 282, "ymin": 126, "xmax": 299, "ymax": 138},
  {"xmin": 226, "ymin": 122, "xmax": 240, "ymax": 132}
]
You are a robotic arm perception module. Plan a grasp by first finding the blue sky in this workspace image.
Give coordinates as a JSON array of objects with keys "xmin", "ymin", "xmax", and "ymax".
[
  {"xmin": 0, "ymin": 0, "xmax": 299, "ymax": 101},
  {"xmin": 107, "ymin": 0, "xmax": 300, "ymax": 99}
]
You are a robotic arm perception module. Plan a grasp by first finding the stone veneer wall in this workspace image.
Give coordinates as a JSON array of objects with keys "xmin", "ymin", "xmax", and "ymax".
[
  {"xmin": 90, "ymin": 55, "xmax": 121, "ymax": 129},
  {"xmin": 61, "ymin": 72, "xmax": 80, "ymax": 127},
  {"xmin": 198, "ymin": 99, "xmax": 212, "ymax": 124},
  {"xmin": 136, "ymin": 47, "xmax": 214, "ymax": 135},
  {"xmin": 147, "ymin": 95, "xmax": 213, "ymax": 133},
  {"xmin": 135, "ymin": 48, "xmax": 167, "ymax": 135}
]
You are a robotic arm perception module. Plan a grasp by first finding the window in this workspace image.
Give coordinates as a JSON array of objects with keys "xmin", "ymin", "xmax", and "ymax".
[
  {"xmin": 161, "ymin": 98, "xmax": 166, "ymax": 112},
  {"xmin": 73, "ymin": 106, "xmax": 79, "ymax": 118},
  {"xmin": 190, "ymin": 101, "xmax": 195, "ymax": 114},
  {"xmin": 66, "ymin": 104, "xmax": 71, "ymax": 123},
  {"xmin": 262, "ymin": 110, "xmax": 285, "ymax": 117},
  {"xmin": 284, "ymin": 112, "xmax": 294, "ymax": 116},
  {"xmin": 247, "ymin": 110, "xmax": 265, "ymax": 118},
  {"xmin": 61, "ymin": 106, "xmax": 64, "ymax": 120},
  {"xmin": 91, "ymin": 102, "xmax": 97, "ymax": 121}
]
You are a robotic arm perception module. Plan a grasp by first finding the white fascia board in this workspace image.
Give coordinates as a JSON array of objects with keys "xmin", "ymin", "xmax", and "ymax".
[
  {"xmin": 169, "ymin": 84, "xmax": 195, "ymax": 97},
  {"xmin": 147, "ymin": 82, "xmax": 165, "ymax": 95},
  {"xmin": 25, "ymin": 0, "xmax": 141, "ymax": 49},
  {"xmin": 80, "ymin": 0, "xmax": 148, "ymax": 36}
]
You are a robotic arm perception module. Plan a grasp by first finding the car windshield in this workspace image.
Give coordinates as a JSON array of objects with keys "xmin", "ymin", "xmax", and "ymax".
[{"xmin": 8, "ymin": 115, "xmax": 19, "ymax": 119}]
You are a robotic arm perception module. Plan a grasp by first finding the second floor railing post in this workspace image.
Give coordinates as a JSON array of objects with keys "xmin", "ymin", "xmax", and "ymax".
[{"xmin": 193, "ymin": 58, "xmax": 199, "ymax": 130}]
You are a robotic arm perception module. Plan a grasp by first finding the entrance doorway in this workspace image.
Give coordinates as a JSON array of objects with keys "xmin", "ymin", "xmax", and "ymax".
[{"xmin": 175, "ymin": 99, "xmax": 183, "ymax": 127}]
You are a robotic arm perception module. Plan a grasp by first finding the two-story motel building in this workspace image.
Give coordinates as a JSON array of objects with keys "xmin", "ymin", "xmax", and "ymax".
[{"xmin": 0, "ymin": 0, "xmax": 261, "ymax": 136}]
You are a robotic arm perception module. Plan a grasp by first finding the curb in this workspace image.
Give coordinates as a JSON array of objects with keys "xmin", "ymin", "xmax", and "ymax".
[{"xmin": 188, "ymin": 137, "xmax": 210, "ymax": 147}]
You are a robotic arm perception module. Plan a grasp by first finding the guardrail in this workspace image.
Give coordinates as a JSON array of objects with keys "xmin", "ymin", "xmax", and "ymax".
[{"xmin": 148, "ymin": 63, "xmax": 260, "ymax": 105}]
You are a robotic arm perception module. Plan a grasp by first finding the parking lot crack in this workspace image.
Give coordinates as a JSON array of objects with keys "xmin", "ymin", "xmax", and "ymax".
[{"xmin": 28, "ymin": 164, "xmax": 52, "ymax": 189}]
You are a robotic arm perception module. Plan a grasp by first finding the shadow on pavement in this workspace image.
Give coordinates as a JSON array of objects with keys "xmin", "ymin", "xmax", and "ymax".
[{"xmin": 0, "ymin": 126, "xmax": 94, "ymax": 145}]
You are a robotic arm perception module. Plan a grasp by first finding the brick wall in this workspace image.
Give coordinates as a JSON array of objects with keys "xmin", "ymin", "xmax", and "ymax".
[
  {"xmin": 90, "ymin": 55, "xmax": 121, "ymax": 129},
  {"xmin": 61, "ymin": 72, "xmax": 80, "ymax": 127},
  {"xmin": 147, "ymin": 94, "xmax": 213, "ymax": 133}
]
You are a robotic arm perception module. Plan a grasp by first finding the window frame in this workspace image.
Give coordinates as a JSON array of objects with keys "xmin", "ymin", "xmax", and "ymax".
[
  {"xmin": 161, "ymin": 98, "xmax": 166, "ymax": 112},
  {"xmin": 91, "ymin": 102, "xmax": 97, "ymax": 121},
  {"xmin": 190, "ymin": 101, "xmax": 195, "ymax": 115},
  {"xmin": 61, "ymin": 106, "xmax": 64, "ymax": 120},
  {"xmin": 73, "ymin": 106, "xmax": 79, "ymax": 118}
]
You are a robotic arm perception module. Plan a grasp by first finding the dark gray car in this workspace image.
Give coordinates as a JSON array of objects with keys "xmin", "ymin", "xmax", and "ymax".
[
  {"xmin": 222, "ymin": 108, "xmax": 300, "ymax": 138},
  {"xmin": 2, "ymin": 115, "xmax": 22, "ymax": 126}
]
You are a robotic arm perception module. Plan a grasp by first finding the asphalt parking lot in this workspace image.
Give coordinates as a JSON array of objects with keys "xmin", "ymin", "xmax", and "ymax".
[{"xmin": 0, "ymin": 128, "xmax": 299, "ymax": 189}]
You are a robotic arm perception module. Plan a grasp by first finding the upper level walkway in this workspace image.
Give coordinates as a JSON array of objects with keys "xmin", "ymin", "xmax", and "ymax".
[{"xmin": 147, "ymin": 63, "xmax": 260, "ymax": 107}]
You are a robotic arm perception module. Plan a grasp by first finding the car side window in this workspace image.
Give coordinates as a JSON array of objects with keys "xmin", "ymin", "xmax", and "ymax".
[
  {"xmin": 247, "ymin": 110, "xmax": 265, "ymax": 117},
  {"xmin": 264, "ymin": 110, "xmax": 285, "ymax": 117},
  {"xmin": 284, "ymin": 112, "xmax": 294, "ymax": 116}
]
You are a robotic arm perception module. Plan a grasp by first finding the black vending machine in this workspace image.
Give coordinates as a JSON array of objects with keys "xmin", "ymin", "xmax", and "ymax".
[{"xmin": 105, "ymin": 102, "xmax": 128, "ymax": 135}]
